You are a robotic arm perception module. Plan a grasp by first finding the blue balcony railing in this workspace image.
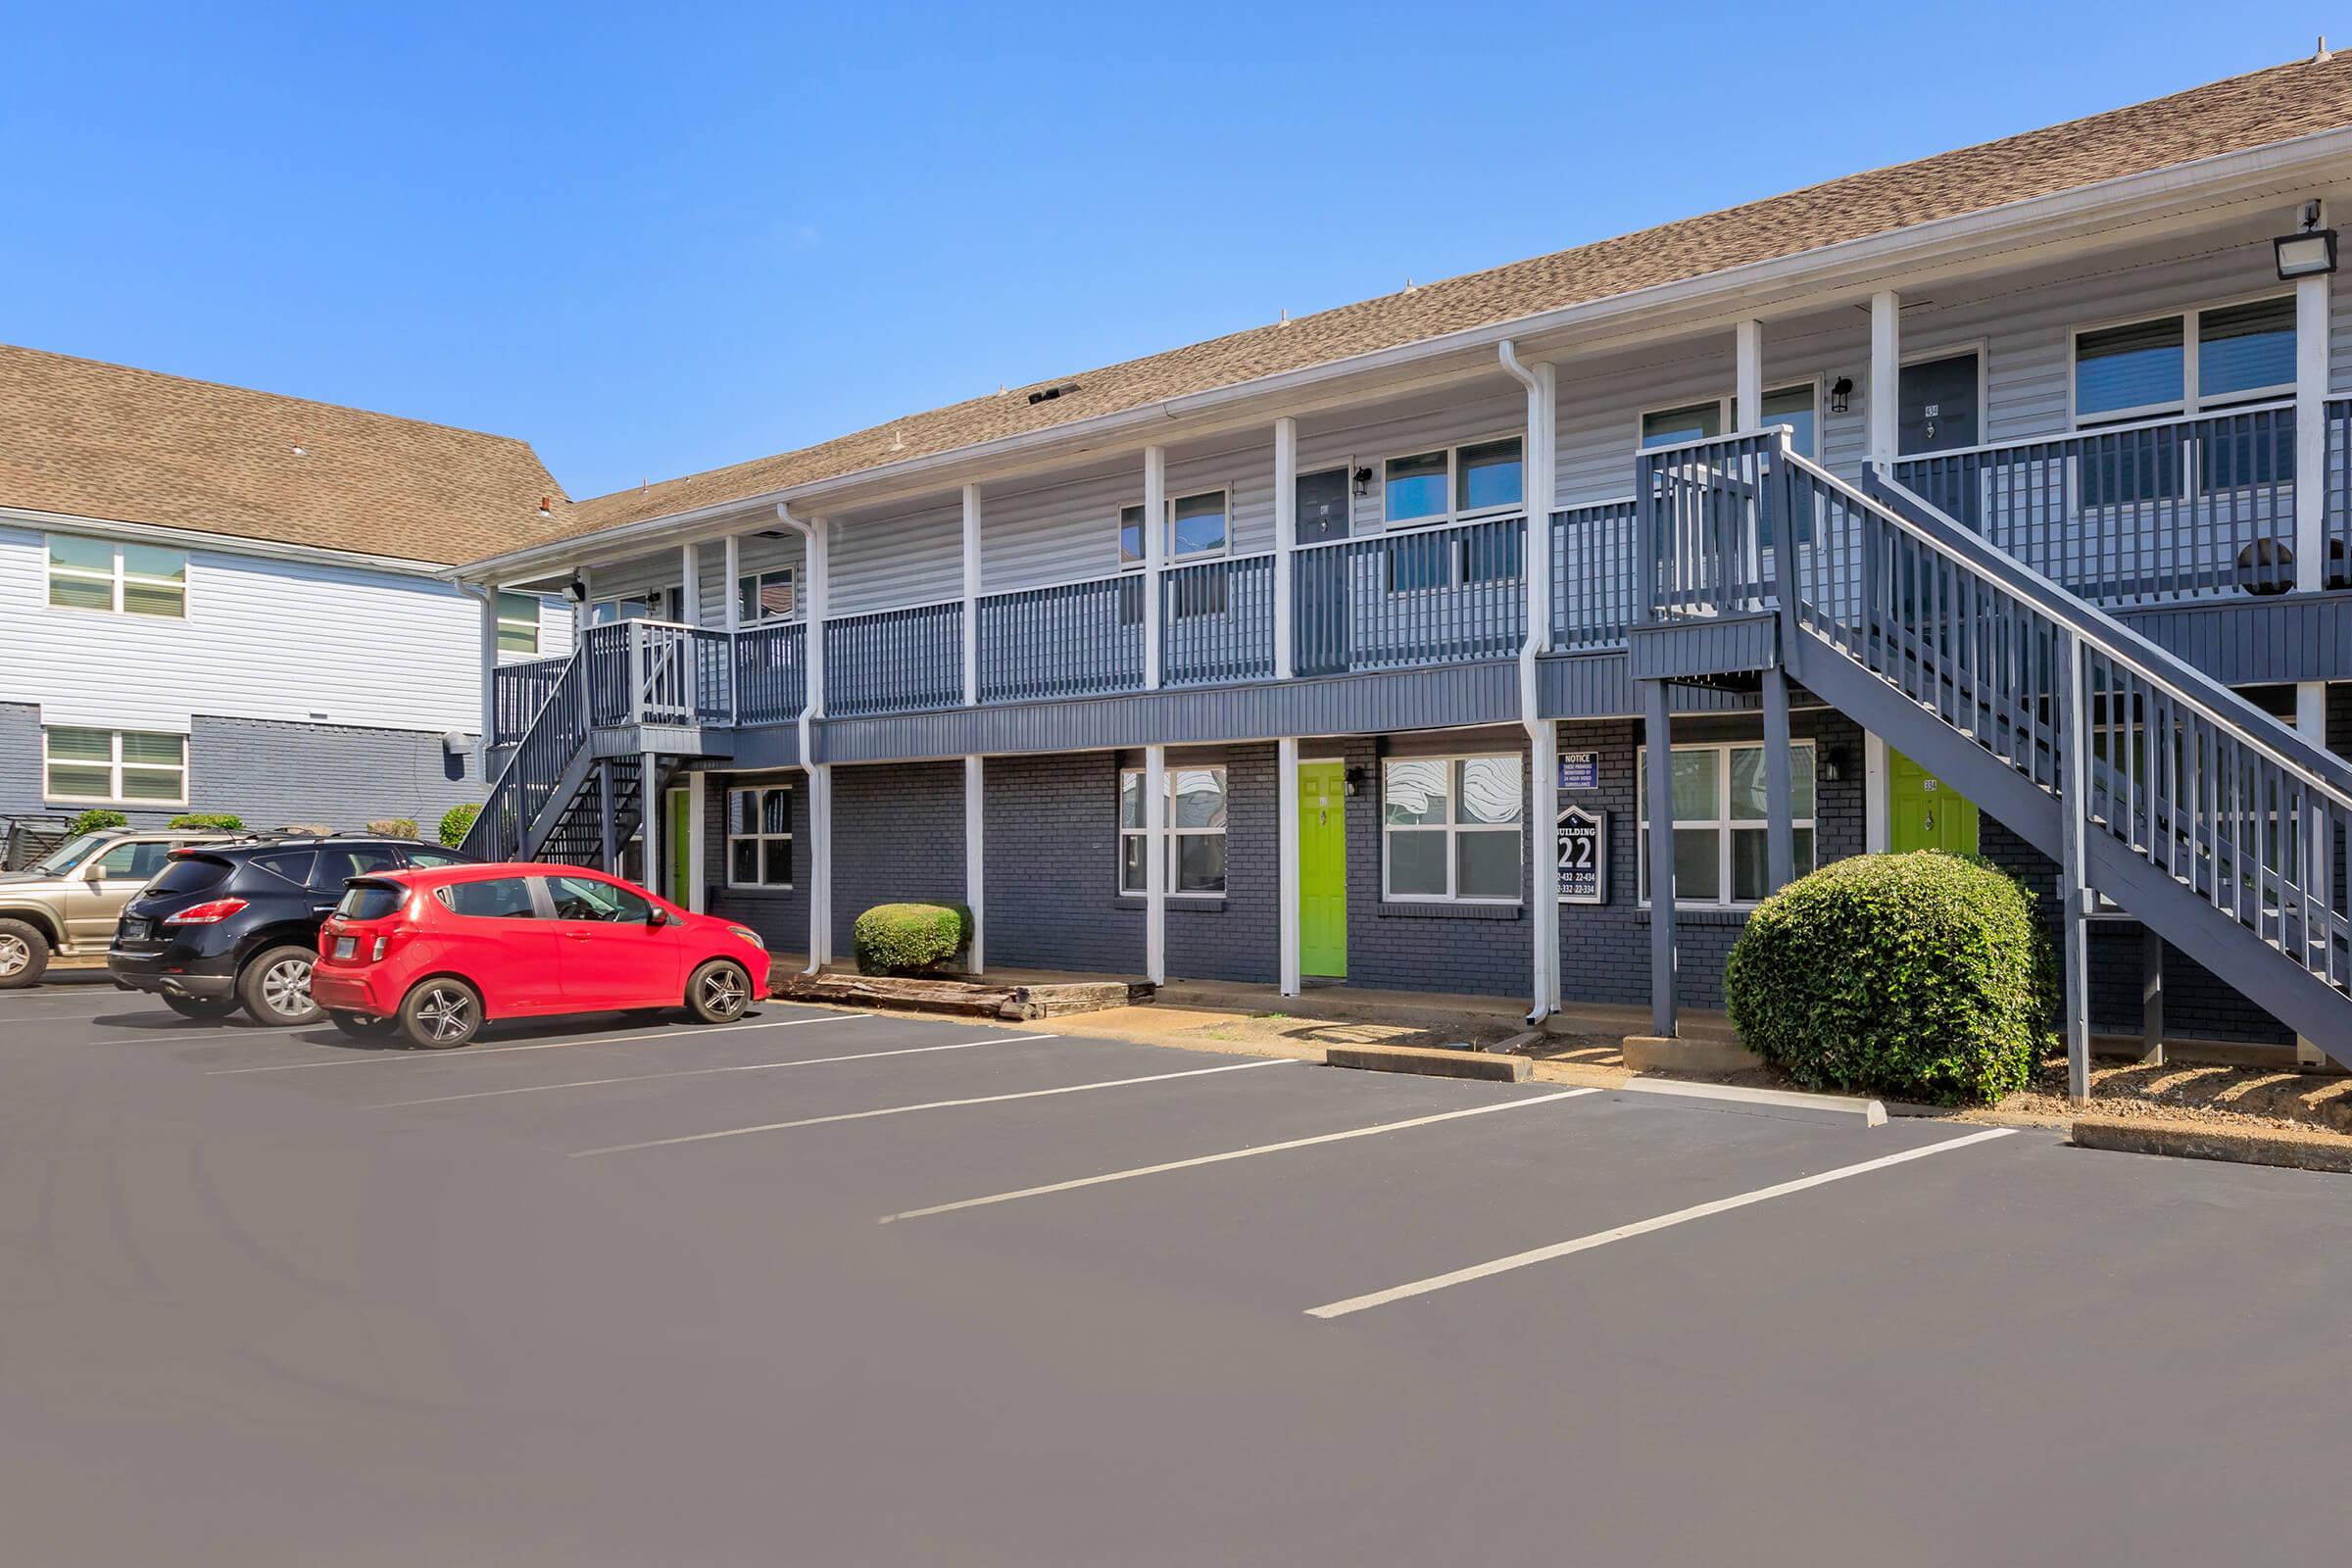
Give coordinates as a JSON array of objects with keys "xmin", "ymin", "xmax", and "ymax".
[
  {"xmin": 976, "ymin": 574, "xmax": 1144, "ymax": 703},
  {"xmin": 733, "ymin": 620, "xmax": 807, "ymax": 725},
  {"xmin": 824, "ymin": 600, "xmax": 963, "ymax": 717},
  {"xmin": 1550, "ymin": 499, "xmax": 1638, "ymax": 652},
  {"xmin": 1294, "ymin": 514, "xmax": 1527, "ymax": 676},
  {"xmin": 1161, "ymin": 553, "xmax": 1275, "ymax": 687}
]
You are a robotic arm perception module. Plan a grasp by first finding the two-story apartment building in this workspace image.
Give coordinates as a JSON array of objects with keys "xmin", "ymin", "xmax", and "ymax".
[
  {"xmin": 452, "ymin": 52, "xmax": 2352, "ymax": 1084},
  {"xmin": 0, "ymin": 346, "xmax": 579, "ymax": 833}
]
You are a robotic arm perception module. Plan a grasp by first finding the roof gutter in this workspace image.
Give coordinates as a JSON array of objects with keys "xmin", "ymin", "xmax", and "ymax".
[{"xmin": 450, "ymin": 121, "xmax": 2352, "ymax": 584}]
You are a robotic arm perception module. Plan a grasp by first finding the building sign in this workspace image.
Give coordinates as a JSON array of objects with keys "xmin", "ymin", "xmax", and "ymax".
[
  {"xmin": 1557, "ymin": 752, "xmax": 1598, "ymax": 791},
  {"xmin": 1556, "ymin": 805, "xmax": 1606, "ymax": 905}
]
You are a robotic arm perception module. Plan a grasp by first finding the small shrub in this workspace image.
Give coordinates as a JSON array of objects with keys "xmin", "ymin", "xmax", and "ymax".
[
  {"xmin": 1724, "ymin": 851, "xmax": 2045, "ymax": 1105},
  {"xmin": 366, "ymin": 817, "xmax": 420, "ymax": 840},
  {"xmin": 853, "ymin": 903, "xmax": 973, "ymax": 977},
  {"xmin": 438, "ymin": 804, "xmax": 481, "ymax": 847},
  {"xmin": 168, "ymin": 812, "xmax": 244, "ymax": 831},
  {"xmin": 69, "ymin": 808, "xmax": 127, "ymax": 835}
]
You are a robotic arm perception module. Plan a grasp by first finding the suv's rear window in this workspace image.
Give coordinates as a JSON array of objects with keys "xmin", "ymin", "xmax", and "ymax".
[
  {"xmin": 147, "ymin": 856, "xmax": 230, "ymax": 897},
  {"xmin": 335, "ymin": 882, "xmax": 407, "ymax": 921}
]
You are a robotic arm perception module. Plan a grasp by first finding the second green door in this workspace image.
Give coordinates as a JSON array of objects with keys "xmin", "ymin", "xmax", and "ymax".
[
  {"xmin": 1887, "ymin": 749, "xmax": 1980, "ymax": 856},
  {"xmin": 1298, "ymin": 761, "xmax": 1347, "ymax": 978}
]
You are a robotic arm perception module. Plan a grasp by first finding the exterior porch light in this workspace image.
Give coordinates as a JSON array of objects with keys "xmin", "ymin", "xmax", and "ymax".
[
  {"xmin": 1829, "ymin": 376, "xmax": 1853, "ymax": 415},
  {"xmin": 2276, "ymin": 204, "xmax": 2338, "ymax": 279}
]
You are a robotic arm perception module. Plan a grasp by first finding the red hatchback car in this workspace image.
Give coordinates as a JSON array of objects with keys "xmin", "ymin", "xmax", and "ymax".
[{"xmin": 311, "ymin": 862, "xmax": 771, "ymax": 1049}]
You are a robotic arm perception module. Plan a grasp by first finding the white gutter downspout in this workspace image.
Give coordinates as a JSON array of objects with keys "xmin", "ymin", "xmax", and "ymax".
[
  {"xmin": 455, "ymin": 581, "xmax": 498, "ymax": 796},
  {"xmin": 1498, "ymin": 340, "xmax": 1558, "ymax": 1027},
  {"xmin": 775, "ymin": 503, "xmax": 827, "ymax": 978}
]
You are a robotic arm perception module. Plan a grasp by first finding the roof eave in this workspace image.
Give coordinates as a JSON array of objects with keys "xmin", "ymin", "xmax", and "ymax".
[{"xmin": 453, "ymin": 119, "xmax": 2352, "ymax": 584}]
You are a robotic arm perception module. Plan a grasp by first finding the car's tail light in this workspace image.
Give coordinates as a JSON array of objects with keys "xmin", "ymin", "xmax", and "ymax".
[
  {"xmin": 164, "ymin": 898, "xmax": 248, "ymax": 926},
  {"xmin": 371, "ymin": 935, "xmax": 389, "ymax": 962}
]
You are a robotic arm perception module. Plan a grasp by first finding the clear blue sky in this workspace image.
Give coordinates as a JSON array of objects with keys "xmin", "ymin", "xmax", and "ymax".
[{"xmin": 1, "ymin": 2, "xmax": 2325, "ymax": 500}]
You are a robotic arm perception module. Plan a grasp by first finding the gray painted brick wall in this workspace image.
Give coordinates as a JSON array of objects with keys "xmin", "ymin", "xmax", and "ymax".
[
  {"xmin": 830, "ymin": 760, "xmax": 967, "ymax": 956},
  {"xmin": 0, "ymin": 702, "xmax": 478, "ymax": 834},
  {"xmin": 982, "ymin": 751, "xmax": 1144, "ymax": 975},
  {"xmin": 704, "ymin": 771, "xmax": 811, "ymax": 958}
]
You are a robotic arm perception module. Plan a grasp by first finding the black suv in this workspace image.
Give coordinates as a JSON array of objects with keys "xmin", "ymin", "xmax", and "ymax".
[{"xmin": 109, "ymin": 835, "xmax": 477, "ymax": 1025}]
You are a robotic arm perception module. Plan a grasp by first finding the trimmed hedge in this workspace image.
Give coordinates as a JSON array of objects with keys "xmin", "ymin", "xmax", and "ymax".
[
  {"xmin": 438, "ymin": 804, "xmax": 481, "ymax": 848},
  {"xmin": 168, "ymin": 812, "xmax": 244, "ymax": 831},
  {"xmin": 853, "ymin": 903, "xmax": 973, "ymax": 977},
  {"xmin": 1724, "ymin": 851, "xmax": 2048, "ymax": 1105},
  {"xmin": 366, "ymin": 817, "xmax": 420, "ymax": 840},
  {"xmin": 69, "ymin": 808, "xmax": 127, "ymax": 835}
]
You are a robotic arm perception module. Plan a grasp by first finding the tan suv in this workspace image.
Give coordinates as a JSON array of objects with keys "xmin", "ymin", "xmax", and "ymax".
[{"xmin": 0, "ymin": 827, "xmax": 241, "ymax": 988}]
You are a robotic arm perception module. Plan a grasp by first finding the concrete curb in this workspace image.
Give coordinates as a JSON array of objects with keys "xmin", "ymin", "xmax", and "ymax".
[
  {"xmin": 1622, "ymin": 1035, "xmax": 1761, "ymax": 1075},
  {"xmin": 1611, "ymin": 1077, "xmax": 1887, "ymax": 1128},
  {"xmin": 2072, "ymin": 1115, "xmax": 2352, "ymax": 1174},
  {"xmin": 1323, "ymin": 1044, "xmax": 1533, "ymax": 1082}
]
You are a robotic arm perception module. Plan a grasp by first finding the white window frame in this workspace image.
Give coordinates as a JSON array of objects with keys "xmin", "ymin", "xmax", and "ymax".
[
  {"xmin": 1118, "ymin": 488, "xmax": 1232, "ymax": 569},
  {"xmin": 1378, "ymin": 435, "xmax": 1526, "ymax": 532},
  {"xmin": 588, "ymin": 595, "xmax": 658, "ymax": 626},
  {"xmin": 42, "ymin": 727, "xmax": 189, "ymax": 808},
  {"xmin": 736, "ymin": 566, "xmax": 799, "ymax": 626},
  {"xmin": 496, "ymin": 591, "xmax": 543, "ymax": 655},
  {"xmin": 1638, "ymin": 740, "xmax": 1818, "ymax": 909},
  {"xmin": 1380, "ymin": 753, "xmax": 1525, "ymax": 905},
  {"xmin": 724, "ymin": 784, "xmax": 794, "ymax": 890},
  {"xmin": 1637, "ymin": 381, "xmax": 1821, "ymax": 457},
  {"xmin": 44, "ymin": 534, "xmax": 187, "ymax": 618},
  {"xmin": 2068, "ymin": 290, "xmax": 2298, "ymax": 429},
  {"xmin": 1118, "ymin": 764, "xmax": 1228, "ymax": 898}
]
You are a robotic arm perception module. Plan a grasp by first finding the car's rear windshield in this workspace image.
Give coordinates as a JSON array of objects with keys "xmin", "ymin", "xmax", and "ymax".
[
  {"xmin": 146, "ymin": 856, "xmax": 231, "ymax": 897},
  {"xmin": 335, "ymin": 881, "xmax": 407, "ymax": 921}
]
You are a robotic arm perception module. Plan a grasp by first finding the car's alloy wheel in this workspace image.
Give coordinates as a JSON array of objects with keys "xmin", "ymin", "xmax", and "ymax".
[
  {"xmin": 260, "ymin": 956, "xmax": 314, "ymax": 1018},
  {"xmin": 414, "ymin": 985, "xmax": 473, "ymax": 1045},
  {"xmin": 0, "ymin": 933, "xmax": 27, "ymax": 979},
  {"xmin": 700, "ymin": 966, "xmax": 747, "ymax": 1018}
]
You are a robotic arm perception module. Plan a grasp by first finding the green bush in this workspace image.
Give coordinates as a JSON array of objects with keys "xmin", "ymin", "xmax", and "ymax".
[
  {"xmin": 438, "ymin": 804, "xmax": 481, "ymax": 848},
  {"xmin": 168, "ymin": 812, "xmax": 244, "ymax": 831},
  {"xmin": 366, "ymin": 817, "xmax": 420, "ymax": 840},
  {"xmin": 852, "ymin": 903, "xmax": 973, "ymax": 976},
  {"xmin": 69, "ymin": 808, "xmax": 127, "ymax": 835},
  {"xmin": 1724, "ymin": 851, "xmax": 2047, "ymax": 1105}
]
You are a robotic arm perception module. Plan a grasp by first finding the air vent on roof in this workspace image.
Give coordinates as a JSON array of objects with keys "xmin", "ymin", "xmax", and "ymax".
[{"xmin": 1027, "ymin": 382, "xmax": 1081, "ymax": 406}]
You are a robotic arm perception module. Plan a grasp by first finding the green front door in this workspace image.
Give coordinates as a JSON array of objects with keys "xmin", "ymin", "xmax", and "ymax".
[
  {"xmin": 1298, "ymin": 760, "xmax": 1348, "ymax": 977},
  {"xmin": 667, "ymin": 789, "xmax": 693, "ymax": 906},
  {"xmin": 1887, "ymin": 749, "xmax": 1980, "ymax": 856}
]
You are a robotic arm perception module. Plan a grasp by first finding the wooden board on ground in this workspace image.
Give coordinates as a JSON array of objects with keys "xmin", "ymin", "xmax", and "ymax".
[{"xmin": 772, "ymin": 972, "xmax": 1152, "ymax": 1021}]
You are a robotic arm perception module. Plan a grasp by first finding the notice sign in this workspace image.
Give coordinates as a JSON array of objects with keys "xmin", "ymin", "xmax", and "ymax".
[
  {"xmin": 1556, "ymin": 806, "xmax": 1606, "ymax": 905},
  {"xmin": 1557, "ymin": 752, "xmax": 1599, "ymax": 791}
]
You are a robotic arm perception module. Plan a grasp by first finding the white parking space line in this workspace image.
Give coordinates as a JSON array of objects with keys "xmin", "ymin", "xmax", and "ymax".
[
  {"xmin": 368, "ymin": 1034, "xmax": 1053, "ymax": 1108},
  {"xmin": 206, "ymin": 1011, "xmax": 867, "ymax": 1074},
  {"xmin": 572, "ymin": 1057, "xmax": 1296, "ymax": 1157},
  {"xmin": 882, "ymin": 1088, "xmax": 1602, "ymax": 1224},
  {"xmin": 1305, "ymin": 1127, "xmax": 2020, "ymax": 1321}
]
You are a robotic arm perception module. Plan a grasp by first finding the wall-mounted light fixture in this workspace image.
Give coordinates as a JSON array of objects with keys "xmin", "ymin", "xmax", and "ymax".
[
  {"xmin": 1820, "ymin": 748, "xmax": 1846, "ymax": 784},
  {"xmin": 1344, "ymin": 764, "xmax": 1367, "ymax": 797},
  {"xmin": 1829, "ymin": 376, "xmax": 1854, "ymax": 416},
  {"xmin": 2277, "ymin": 200, "xmax": 2338, "ymax": 280},
  {"xmin": 566, "ymin": 577, "xmax": 589, "ymax": 603},
  {"xmin": 1351, "ymin": 466, "xmax": 1374, "ymax": 499}
]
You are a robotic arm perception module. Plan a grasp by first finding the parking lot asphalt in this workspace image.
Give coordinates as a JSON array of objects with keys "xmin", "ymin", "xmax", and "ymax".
[{"xmin": 5, "ymin": 984, "xmax": 2351, "ymax": 1566}]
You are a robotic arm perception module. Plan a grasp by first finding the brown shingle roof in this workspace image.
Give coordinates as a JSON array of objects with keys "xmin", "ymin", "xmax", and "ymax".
[
  {"xmin": 0, "ymin": 344, "xmax": 574, "ymax": 564},
  {"xmin": 569, "ymin": 51, "xmax": 2352, "ymax": 539}
]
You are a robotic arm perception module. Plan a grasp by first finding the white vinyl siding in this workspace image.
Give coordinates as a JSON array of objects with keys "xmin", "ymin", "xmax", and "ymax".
[{"xmin": 826, "ymin": 497, "xmax": 962, "ymax": 617}]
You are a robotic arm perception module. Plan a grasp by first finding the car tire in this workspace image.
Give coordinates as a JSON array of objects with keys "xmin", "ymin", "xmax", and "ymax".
[
  {"xmin": 0, "ymin": 918, "xmax": 51, "ymax": 990},
  {"xmin": 684, "ymin": 958, "xmax": 752, "ymax": 1024},
  {"xmin": 326, "ymin": 1009, "xmax": 398, "ymax": 1040},
  {"xmin": 400, "ymin": 978, "xmax": 482, "ymax": 1050},
  {"xmin": 239, "ymin": 945, "xmax": 322, "ymax": 1027},
  {"xmin": 163, "ymin": 993, "xmax": 240, "ymax": 1020}
]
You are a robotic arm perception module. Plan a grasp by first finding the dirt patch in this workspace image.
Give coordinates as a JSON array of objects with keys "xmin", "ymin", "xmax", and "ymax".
[{"xmin": 1974, "ymin": 1052, "xmax": 2352, "ymax": 1138}]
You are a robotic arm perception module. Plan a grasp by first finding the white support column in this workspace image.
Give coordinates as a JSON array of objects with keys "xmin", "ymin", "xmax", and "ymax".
[
  {"xmin": 961, "ymin": 484, "xmax": 982, "ymax": 707},
  {"xmin": 686, "ymin": 770, "xmax": 708, "ymax": 914},
  {"xmin": 722, "ymin": 536, "xmax": 742, "ymax": 633},
  {"xmin": 474, "ymin": 584, "xmax": 498, "ymax": 788},
  {"xmin": 1142, "ymin": 446, "xmax": 1166, "ymax": 690},
  {"xmin": 1143, "ymin": 743, "xmax": 1167, "ymax": 984},
  {"xmin": 1527, "ymin": 361, "xmax": 1557, "ymax": 650},
  {"xmin": 806, "ymin": 518, "xmax": 829, "ymax": 716},
  {"xmin": 1276, "ymin": 737, "xmax": 1301, "ymax": 997},
  {"xmin": 805, "ymin": 763, "xmax": 832, "ymax": 972},
  {"xmin": 2297, "ymin": 680, "xmax": 2328, "ymax": 1065},
  {"xmin": 681, "ymin": 543, "xmax": 701, "ymax": 626},
  {"xmin": 1530, "ymin": 720, "xmax": 1560, "ymax": 1017},
  {"xmin": 1864, "ymin": 732, "xmax": 1890, "ymax": 854},
  {"xmin": 1869, "ymin": 289, "xmax": 1902, "ymax": 471},
  {"xmin": 964, "ymin": 755, "xmax": 985, "ymax": 976},
  {"xmin": 801, "ymin": 515, "xmax": 831, "ymax": 975},
  {"xmin": 1273, "ymin": 418, "xmax": 1298, "ymax": 680},
  {"xmin": 641, "ymin": 748, "xmax": 661, "ymax": 897},
  {"xmin": 2296, "ymin": 202, "xmax": 2331, "ymax": 593},
  {"xmin": 1734, "ymin": 318, "xmax": 1764, "ymax": 432}
]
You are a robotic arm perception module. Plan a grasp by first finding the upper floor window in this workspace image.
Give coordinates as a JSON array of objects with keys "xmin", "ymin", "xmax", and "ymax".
[
  {"xmin": 736, "ymin": 567, "xmax": 797, "ymax": 624},
  {"xmin": 1118, "ymin": 489, "xmax": 1230, "ymax": 566},
  {"xmin": 1642, "ymin": 386, "xmax": 1817, "ymax": 457},
  {"xmin": 1383, "ymin": 437, "xmax": 1523, "ymax": 526},
  {"xmin": 47, "ymin": 535, "xmax": 186, "ymax": 617},
  {"xmin": 43, "ymin": 727, "xmax": 187, "ymax": 806},
  {"xmin": 588, "ymin": 595, "xmax": 657, "ymax": 625},
  {"xmin": 496, "ymin": 591, "xmax": 543, "ymax": 655},
  {"xmin": 2074, "ymin": 296, "xmax": 2294, "ymax": 425},
  {"xmin": 1383, "ymin": 755, "xmax": 1523, "ymax": 903}
]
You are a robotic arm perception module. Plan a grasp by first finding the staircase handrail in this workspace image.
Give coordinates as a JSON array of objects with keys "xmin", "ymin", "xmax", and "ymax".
[
  {"xmin": 1780, "ymin": 450, "xmax": 2352, "ymax": 809},
  {"xmin": 467, "ymin": 649, "xmax": 588, "ymax": 859}
]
